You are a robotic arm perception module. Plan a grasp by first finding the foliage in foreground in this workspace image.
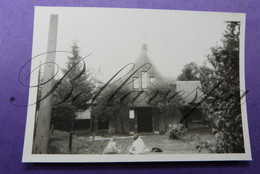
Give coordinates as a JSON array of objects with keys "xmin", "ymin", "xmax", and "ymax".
[
  {"xmin": 177, "ymin": 22, "xmax": 244, "ymax": 153},
  {"xmin": 167, "ymin": 123, "xmax": 186, "ymax": 139},
  {"xmin": 202, "ymin": 21, "xmax": 244, "ymax": 153}
]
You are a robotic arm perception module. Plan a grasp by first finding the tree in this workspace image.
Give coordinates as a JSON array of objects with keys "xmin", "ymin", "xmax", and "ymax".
[
  {"xmin": 147, "ymin": 81, "xmax": 183, "ymax": 131},
  {"xmin": 62, "ymin": 41, "xmax": 95, "ymax": 110},
  {"xmin": 202, "ymin": 21, "xmax": 244, "ymax": 153},
  {"xmin": 177, "ymin": 62, "xmax": 199, "ymax": 81},
  {"xmin": 50, "ymin": 41, "xmax": 96, "ymax": 131},
  {"xmin": 91, "ymin": 82, "xmax": 132, "ymax": 134},
  {"xmin": 197, "ymin": 64, "xmax": 214, "ymax": 93}
]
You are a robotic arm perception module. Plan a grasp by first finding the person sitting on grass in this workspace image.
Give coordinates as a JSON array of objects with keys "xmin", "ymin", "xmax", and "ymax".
[
  {"xmin": 129, "ymin": 134, "xmax": 150, "ymax": 154},
  {"xmin": 103, "ymin": 136, "xmax": 121, "ymax": 154}
]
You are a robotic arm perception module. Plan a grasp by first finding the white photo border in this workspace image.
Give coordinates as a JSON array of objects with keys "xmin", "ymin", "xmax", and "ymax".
[{"xmin": 22, "ymin": 6, "xmax": 251, "ymax": 162}]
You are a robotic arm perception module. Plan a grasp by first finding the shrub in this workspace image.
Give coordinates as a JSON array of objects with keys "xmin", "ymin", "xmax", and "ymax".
[
  {"xmin": 190, "ymin": 134, "xmax": 214, "ymax": 153},
  {"xmin": 167, "ymin": 123, "xmax": 186, "ymax": 139},
  {"xmin": 190, "ymin": 133, "xmax": 229, "ymax": 153}
]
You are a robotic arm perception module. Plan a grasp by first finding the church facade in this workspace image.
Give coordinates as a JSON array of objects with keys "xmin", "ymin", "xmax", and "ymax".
[{"xmin": 87, "ymin": 44, "xmax": 205, "ymax": 134}]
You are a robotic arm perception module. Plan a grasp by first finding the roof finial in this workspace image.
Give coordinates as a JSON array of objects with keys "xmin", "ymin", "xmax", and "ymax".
[{"xmin": 142, "ymin": 44, "xmax": 147, "ymax": 52}]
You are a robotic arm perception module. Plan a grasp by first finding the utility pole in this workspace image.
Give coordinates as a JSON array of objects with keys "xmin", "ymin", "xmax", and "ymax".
[{"xmin": 33, "ymin": 14, "xmax": 58, "ymax": 154}]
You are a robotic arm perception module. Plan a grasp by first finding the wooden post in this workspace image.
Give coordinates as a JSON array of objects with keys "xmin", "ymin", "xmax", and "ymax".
[
  {"xmin": 108, "ymin": 117, "xmax": 116, "ymax": 134},
  {"xmin": 134, "ymin": 110, "xmax": 138, "ymax": 133},
  {"xmin": 69, "ymin": 131, "xmax": 73, "ymax": 153},
  {"xmin": 129, "ymin": 109, "xmax": 135, "ymax": 135},
  {"xmin": 33, "ymin": 14, "xmax": 58, "ymax": 154},
  {"xmin": 51, "ymin": 125, "xmax": 54, "ymax": 135}
]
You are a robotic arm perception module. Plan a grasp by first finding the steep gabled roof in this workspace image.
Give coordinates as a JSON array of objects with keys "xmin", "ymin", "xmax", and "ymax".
[
  {"xmin": 133, "ymin": 44, "xmax": 163, "ymax": 79},
  {"xmin": 134, "ymin": 44, "xmax": 151, "ymax": 65}
]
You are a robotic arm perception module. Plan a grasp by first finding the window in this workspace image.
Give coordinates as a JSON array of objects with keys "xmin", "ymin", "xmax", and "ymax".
[
  {"xmin": 141, "ymin": 71, "xmax": 148, "ymax": 88},
  {"xmin": 133, "ymin": 77, "xmax": 139, "ymax": 89},
  {"xmin": 150, "ymin": 76, "xmax": 155, "ymax": 83}
]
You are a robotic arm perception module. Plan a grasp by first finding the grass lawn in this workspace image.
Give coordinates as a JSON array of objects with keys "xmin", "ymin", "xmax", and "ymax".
[{"xmin": 48, "ymin": 128, "xmax": 216, "ymax": 154}]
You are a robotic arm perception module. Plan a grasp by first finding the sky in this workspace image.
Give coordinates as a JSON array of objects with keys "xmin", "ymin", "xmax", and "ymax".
[{"xmin": 31, "ymin": 7, "xmax": 245, "ymax": 83}]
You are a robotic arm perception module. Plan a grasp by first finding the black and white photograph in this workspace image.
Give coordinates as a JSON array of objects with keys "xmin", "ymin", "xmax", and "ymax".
[{"xmin": 21, "ymin": 7, "xmax": 251, "ymax": 162}]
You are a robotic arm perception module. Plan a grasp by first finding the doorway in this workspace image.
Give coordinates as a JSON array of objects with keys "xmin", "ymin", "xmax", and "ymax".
[
  {"xmin": 137, "ymin": 108, "xmax": 153, "ymax": 132},
  {"xmin": 98, "ymin": 118, "xmax": 109, "ymax": 130}
]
